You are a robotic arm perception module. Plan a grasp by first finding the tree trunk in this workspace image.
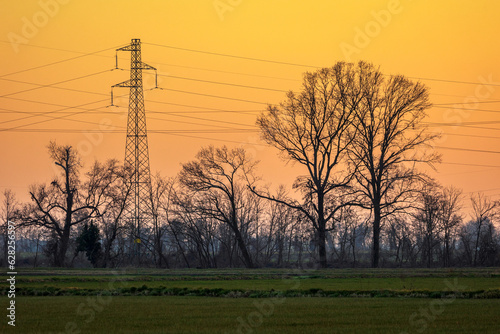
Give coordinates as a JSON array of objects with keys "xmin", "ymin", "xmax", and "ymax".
[
  {"xmin": 317, "ymin": 193, "xmax": 328, "ymax": 268},
  {"xmin": 371, "ymin": 205, "xmax": 381, "ymax": 268},
  {"xmin": 473, "ymin": 219, "xmax": 483, "ymax": 267},
  {"xmin": 232, "ymin": 225, "xmax": 253, "ymax": 268},
  {"xmin": 33, "ymin": 233, "xmax": 40, "ymax": 268},
  {"xmin": 102, "ymin": 227, "xmax": 117, "ymax": 268},
  {"xmin": 427, "ymin": 232, "xmax": 432, "ymax": 268},
  {"xmin": 56, "ymin": 227, "xmax": 71, "ymax": 267},
  {"xmin": 3, "ymin": 233, "xmax": 7, "ymax": 266},
  {"xmin": 318, "ymin": 227, "xmax": 327, "ymax": 268},
  {"xmin": 443, "ymin": 230, "xmax": 450, "ymax": 267}
]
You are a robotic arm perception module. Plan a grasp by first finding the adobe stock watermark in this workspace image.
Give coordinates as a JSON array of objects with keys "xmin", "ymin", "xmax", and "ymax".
[
  {"xmin": 52, "ymin": 269, "xmax": 129, "ymax": 334},
  {"xmin": 427, "ymin": 73, "xmax": 498, "ymax": 150},
  {"xmin": 441, "ymin": 74, "xmax": 498, "ymax": 126},
  {"xmin": 400, "ymin": 278, "xmax": 467, "ymax": 334},
  {"xmin": 7, "ymin": 0, "xmax": 72, "ymax": 54},
  {"xmin": 6, "ymin": 221, "xmax": 17, "ymax": 327},
  {"xmin": 213, "ymin": 0, "xmax": 243, "ymax": 21},
  {"xmin": 239, "ymin": 134, "xmax": 266, "ymax": 161},
  {"xmin": 340, "ymin": 0, "xmax": 413, "ymax": 61},
  {"xmin": 77, "ymin": 118, "xmax": 115, "ymax": 158},
  {"xmin": 229, "ymin": 269, "xmax": 304, "ymax": 334}
]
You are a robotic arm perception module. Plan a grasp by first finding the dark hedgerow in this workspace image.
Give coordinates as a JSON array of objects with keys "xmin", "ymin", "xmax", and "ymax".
[{"xmin": 2, "ymin": 285, "xmax": 500, "ymax": 299}]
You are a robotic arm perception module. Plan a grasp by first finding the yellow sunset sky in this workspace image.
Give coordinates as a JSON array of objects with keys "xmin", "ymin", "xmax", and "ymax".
[{"xmin": 1, "ymin": 0, "xmax": 499, "ymax": 209}]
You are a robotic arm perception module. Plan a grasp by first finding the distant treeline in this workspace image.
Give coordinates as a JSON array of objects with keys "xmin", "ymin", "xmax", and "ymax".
[{"xmin": 1, "ymin": 62, "xmax": 499, "ymax": 269}]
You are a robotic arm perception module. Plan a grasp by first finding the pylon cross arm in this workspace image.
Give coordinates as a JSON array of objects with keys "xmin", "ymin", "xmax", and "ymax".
[
  {"xmin": 116, "ymin": 44, "xmax": 134, "ymax": 52},
  {"xmin": 141, "ymin": 62, "xmax": 156, "ymax": 71},
  {"xmin": 113, "ymin": 80, "xmax": 134, "ymax": 88}
]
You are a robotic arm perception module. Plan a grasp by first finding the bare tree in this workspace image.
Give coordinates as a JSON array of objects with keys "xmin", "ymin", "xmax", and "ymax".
[
  {"xmin": 439, "ymin": 186, "xmax": 462, "ymax": 267},
  {"xmin": 87, "ymin": 160, "xmax": 131, "ymax": 267},
  {"xmin": 415, "ymin": 183, "xmax": 443, "ymax": 268},
  {"xmin": 20, "ymin": 142, "xmax": 107, "ymax": 266},
  {"xmin": 166, "ymin": 187, "xmax": 193, "ymax": 268},
  {"xmin": 258, "ymin": 185, "xmax": 295, "ymax": 266},
  {"xmin": 150, "ymin": 173, "xmax": 173, "ymax": 268},
  {"xmin": 387, "ymin": 215, "xmax": 416, "ymax": 267},
  {"xmin": 470, "ymin": 193, "xmax": 499, "ymax": 266},
  {"xmin": 1, "ymin": 189, "xmax": 17, "ymax": 266},
  {"xmin": 331, "ymin": 207, "xmax": 360, "ymax": 266},
  {"xmin": 255, "ymin": 63, "xmax": 362, "ymax": 268},
  {"xmin": 179, "ymin": 145, "xmax": 258, "ymax": 268},
  {"xmin": 346, "ymin": 62, "xmax": 439, "ymax": 267}
]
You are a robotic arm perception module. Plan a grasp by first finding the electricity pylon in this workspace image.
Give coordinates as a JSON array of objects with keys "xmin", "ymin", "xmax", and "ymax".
[{"xmin": 112, "ymin": 39, "xmax": 156, "ymax": 265}]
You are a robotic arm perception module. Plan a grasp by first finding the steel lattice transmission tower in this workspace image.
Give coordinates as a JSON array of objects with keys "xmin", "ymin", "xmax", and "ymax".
[{"xmin": 112, "ymin": 39, "xmax": 156, "ymax": 264}]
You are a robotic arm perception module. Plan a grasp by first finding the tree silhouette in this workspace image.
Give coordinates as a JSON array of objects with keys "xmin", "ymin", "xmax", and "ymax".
[
  {"xmin": 255, "ymin": 63, "xmax": 362, "ymax": 268},
  {"xmin": 179, "ymin": 146, "xmax": 258, "ymax": 268},
  {"xmin": 75, "ymin": 220, "xmax": 102, "ymax": 267},
  {"xmin": 21, "ymin": 142, "xmax": 115, "ymax": 266},
  {"xmin": 346, "ymin": 62, "xmax": 439, "ymax": 267}
]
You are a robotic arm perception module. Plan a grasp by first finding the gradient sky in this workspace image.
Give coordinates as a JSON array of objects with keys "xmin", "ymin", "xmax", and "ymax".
[{"xmin": 1, "ymin": 0, "xmax": 499, "ymax": 211}]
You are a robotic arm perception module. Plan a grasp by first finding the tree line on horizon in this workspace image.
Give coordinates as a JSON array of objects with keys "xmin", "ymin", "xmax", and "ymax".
[{"xmin": 1, "ymin": 61, "xmax": 499, "ymax": 269}]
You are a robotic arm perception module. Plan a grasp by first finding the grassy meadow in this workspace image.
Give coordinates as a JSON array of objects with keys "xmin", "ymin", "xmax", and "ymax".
[{"xmin": 1, "ymin": 268, "xmax": 499, "ymax": 333}]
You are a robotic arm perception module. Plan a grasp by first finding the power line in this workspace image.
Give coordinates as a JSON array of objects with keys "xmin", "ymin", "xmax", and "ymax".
[
  {"xmin": 4, "ymin": 40, "xmax": 499, "ymax": 96},
  {"xmin": 0, "ymin": 111, "xmax": 125, "ymax": 129},
  {"xmin": 0, "ymin": 106, "xmax": 262, "ymax": 116},
  {"xmin": 435, "ymin": 146, "xmax": 500, "ymax": 154},
  {"xmin": 2, "ymin": 40, "xmax": 302, "ymax": 82},
  {"xmin": 158, "ymin": 73, "xmax": 287, "ymax": 93},
  {"xmin": 111, "ymin": 104, "xmax": 257, "ymax": 129},
  {"xmin": 432, "ymin": 105, "xmax": 500, "ymax": 114},
  {"xmin": 410, "ymin": 76, "xmax": 500, "ymax": 88},
  {"xmin": 3, "ymin": 42, "xmax": 500, "ymax": 151},
  {"xmin": 0, "ymin": 128, "xmax": 257, "ymax": 134},
  {"xmin": 156, "ymin": 87, "xmax": 268, "ymax": 105},
  {"xmin": 5, "ymin": 91, "xmax": 500, "ymax": 138},
  {"xmin": 0, "ymin": 40, "xmax": 121, "ymax": 58},
  {"xmin": 0, "ymin": 93, "xmax": 259, "ymax": 130},
  {"xmin": 0, "ymin": 69, "xmax": 112, "ymax": 98},
  {"xmin": 144, "ymin": 41, "xmax": 500, "ymax": 89},
  {"xmin": 0, "ymin": 76, "xmax": 263, "ymax": 115},
  {"xmin": 441, "ymin": 132, "xmax": 500, "ymax": 140},
  {"xmin": 424, "ymin": 120, "xmax": 500, "ymax": 127},
  {"xmin": 0, "ymin": 95, "xmax": 120, "ymax": 126},
  {"xmin": 6, "ymin": 70, "xmax": 500, "ymax": 121},
  {"xmin": 0, "ymin": 77, "xmax": 108, "ymax": 98},
  {"xmin": 429, "ymin": 92, "xmax": 500, "ymax": 101},
  {"xmin": 0, "ymin": 99, "xmax": 258, "ymax": 131},
  {"xmin": 0, "ymin": 98, "xmax": 111, "ymax": 131},
  {"xmin": 0, "ymin": 43, "xmax": 122, "ymax": 78},
  {"xmin": 143, "ymin": 42, "xmax": 319, "ymax": 68},
  {"xmin": 4, "ymin": 86, "xmax": 500, "ymax": 140},
  {"xmin": 448, "ymin": 125, "xmax": 500, "ymax": 132},
  {"xmin": 2, "ymin": 44, "xmax": 496, "ymax": 116},
  {"xmin": 466, "ymin": 187, "xmax": 500, "ymax": 194},
  {"xmin": 435, "ymin": 100, "xmax": 500, "ymax": 106},
  {"xmin": 441, "ymin": 162, "xmax": 500, "ymax": 168},
  {"xmin": 154, "ymin": 132, "xmax": 267, "ymax": 146},
  {"xmin": 150, "ymin": 60, "xmax": 299, "ymax": 82}
]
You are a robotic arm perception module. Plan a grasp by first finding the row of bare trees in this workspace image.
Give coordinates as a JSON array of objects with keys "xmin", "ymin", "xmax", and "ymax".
[
  {"xmin": 1, "ymin": 61, "xmax": 499, "ymax": 268},
  {"xmin": 1, "ymin": 178, "xmax": 498, "ymax": 268}
]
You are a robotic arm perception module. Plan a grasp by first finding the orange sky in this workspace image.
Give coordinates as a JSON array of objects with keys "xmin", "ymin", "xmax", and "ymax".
[{"xmin": 1, "ymin": 0, "xmax": 499, "ymax": 211}]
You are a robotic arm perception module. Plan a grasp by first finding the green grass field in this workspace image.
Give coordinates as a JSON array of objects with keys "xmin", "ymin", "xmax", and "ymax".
[
  {"xmin": 1, "ymin": 297, "xmax": 499, "ymax": 333},
  {"xmin": 1, "ymin": 268, "xmax": 500, "ymax": 333}
]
